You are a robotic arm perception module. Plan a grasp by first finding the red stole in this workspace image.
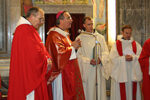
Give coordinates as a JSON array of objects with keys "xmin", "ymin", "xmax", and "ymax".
[{"xmin": 116, "ymin": 40, "xmax": 137, "ymax": 100}]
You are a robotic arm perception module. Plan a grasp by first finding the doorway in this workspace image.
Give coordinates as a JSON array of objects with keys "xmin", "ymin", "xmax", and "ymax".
[{"xmin": 45, "ymin": 13, "xmax": 85, "ymax": 41}]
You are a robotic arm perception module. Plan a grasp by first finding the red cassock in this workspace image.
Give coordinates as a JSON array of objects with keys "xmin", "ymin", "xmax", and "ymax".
[
  {"xmin": 139, "ymin": 39, "xmax": 150, "ymax": 100},
  {"xmin": 8, "ymin": 24, "xmax": 50, "ymax": 100},
  {"xmin": 46, "ymin": 29, "xmax": 85, "ymax": 100}
]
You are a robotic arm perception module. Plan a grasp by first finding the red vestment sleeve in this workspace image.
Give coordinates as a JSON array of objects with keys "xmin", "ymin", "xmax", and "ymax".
[
  {"xmin": 139, "ymin": 39, "xmax": 150, "ymax": 73},
  {"xmin": 8, "ymin": 24, "xmax": 50, "ymax": 100},
  {"xmin": 139, "ymin": 39, "xmax": 150, "ymax": 100}
]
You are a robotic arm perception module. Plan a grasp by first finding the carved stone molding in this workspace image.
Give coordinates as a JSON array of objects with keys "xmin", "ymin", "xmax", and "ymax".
[{"xmin": 34, "ymin": 4, "xmax": 93, "ymax": 17}]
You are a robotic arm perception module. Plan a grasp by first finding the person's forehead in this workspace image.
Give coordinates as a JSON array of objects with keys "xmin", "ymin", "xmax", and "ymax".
[
  {"xmin": 36, "ymin": 10, "xmax": 44, "ymax": 16},
  {"xmin": 35, "ymin": 14, "xmax": 44, "ymax": 21},
  {"xmin": 124, "ymin": 28, "xmax": 132, "ymax": 32},
  {"xmin": 85, "ymin": 19, "xmax": 93, "ymax": 24},
  {"xmin": 64, "ymin": 12, "xmax": 71, "ymax": 17}
]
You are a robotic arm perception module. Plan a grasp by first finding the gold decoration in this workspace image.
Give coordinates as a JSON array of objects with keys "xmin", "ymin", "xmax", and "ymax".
[{"xmin": 34, "ymin": 0, "xmax": 88, "ymax": 4}]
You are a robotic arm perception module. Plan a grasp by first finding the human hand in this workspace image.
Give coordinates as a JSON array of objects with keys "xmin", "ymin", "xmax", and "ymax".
[
  {"xmin": 71, "ymin": 38, "xmax": 81, "ymax": 49},
  {"xmin": 125, "ymin": 55, "xmax": 133, "ymax": 61},
  {"xmin": 90, "ymin": 58, "xmax": 101, "ymax": 65},
  {"xmin": 47, "ymin": 58, "xmax": 52, "ymax": 71}
]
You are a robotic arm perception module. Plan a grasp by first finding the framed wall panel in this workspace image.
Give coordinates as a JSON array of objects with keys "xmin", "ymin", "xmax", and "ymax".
[
  {"xmin": 0, "ymin": 0, "xmax": 10, "ymax": 58},
  {"xmin": 0, "ymin": 0, "xmax": 7, "ymax": 55}
]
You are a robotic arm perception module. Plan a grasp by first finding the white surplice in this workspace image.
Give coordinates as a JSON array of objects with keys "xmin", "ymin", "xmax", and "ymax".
[
  {"xmin": 110, "ymin": 38, "xmax": 142, "ymax": 100},
  {"xmin": 76, "ymin": 31, "xmax": 110, "ymax": 100}
]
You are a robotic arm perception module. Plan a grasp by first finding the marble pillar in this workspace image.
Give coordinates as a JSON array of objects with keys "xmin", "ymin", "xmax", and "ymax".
[{"xmin": 0, "ymin": 0, "xmax": 21, "ymax": 77}]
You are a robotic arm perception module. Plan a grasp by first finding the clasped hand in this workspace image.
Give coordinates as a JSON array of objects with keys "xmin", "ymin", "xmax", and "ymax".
[
  {"xmin": 125, "ymin": 55, "xmax": 133, "ymax": 61},
  {"xmin": 90, "ymin": 57, "xmax": 101, "ymax": 65}
]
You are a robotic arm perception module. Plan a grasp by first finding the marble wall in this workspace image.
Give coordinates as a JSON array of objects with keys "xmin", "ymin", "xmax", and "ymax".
[
  {"xmin": 0, "ymin": 0, "xmax": 21, "ymax": 77},
  {"xmin": 0, "ymin": 0, "xmax": 4, "ymax": 49},
  {"xmin": 0, "ymin": 0, "xmax": 21, "ymax": 58},
  {"xmin": 0, "ymin": 0, "xmax": 9, "ymax": 57},
  {"xmin": 117, "ymin": 0, "xmax": 150, "ymax": 45}
]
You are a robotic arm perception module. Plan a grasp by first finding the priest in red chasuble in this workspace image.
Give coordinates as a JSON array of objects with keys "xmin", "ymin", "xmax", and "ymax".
[
  {"xmin": 139, "ymin": 39, "xmax": 150, "ymax": 100},
  {"xmin": 109, "ymin": 25, "xmax": 142, "ymax": 100},
  {"xmin": 8, "ymin": 7, "xmax": 52, "ymax": 100},
  {"xmin": 46, "ymin": 11, "xmax": 85, "ymax": 100}
]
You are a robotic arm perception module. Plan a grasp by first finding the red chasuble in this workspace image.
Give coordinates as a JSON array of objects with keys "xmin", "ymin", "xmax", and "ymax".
[
  {"xmin": 46, "ymin": 29, "xmax": 85, "ymax": 100},
  {"xmin": 8, "ymin": 24, "xmax": 50, "ymax": 100},
  {"xmin": 116, "ymin": 40, "xmax": 137, "ymax": 100},
  {"xmin": 139, "ymin": 39, "xmax": 150, "ymax": 100}
]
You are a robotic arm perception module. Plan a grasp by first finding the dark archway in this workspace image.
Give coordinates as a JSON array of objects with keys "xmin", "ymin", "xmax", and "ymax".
[{"xmin": 45, "ymin": 13, "xmax": 85, "ymax": 41}]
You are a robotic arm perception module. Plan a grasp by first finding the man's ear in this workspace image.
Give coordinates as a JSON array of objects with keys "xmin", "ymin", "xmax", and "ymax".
[
  {"xmin": 121, "ymin": 31, "xmax": 123, "ymax": 35},
  {"xmin": 27, "ymin": 14, "xmax": 35, "ymax": 24},
  {"xmin": 30, "ymin": 14, "xmax": 35, "ymax": 19},
  {"xmin": 83, "ymin": 24, "xmax": 85, "ymax": 28},
  {"xmin": 59, "ymin": 19, "xmax": 63, "ymax": 24},
  {"xmin": 27, "ymin": 14, "xmax": 33, "ymax": 20}
]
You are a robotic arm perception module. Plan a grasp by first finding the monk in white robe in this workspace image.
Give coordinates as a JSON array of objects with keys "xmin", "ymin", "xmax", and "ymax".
[
  {"xmin": 76, "ymin": 17, "xmax": 110, "ymax": 100},
  {"xmin": 110, "ymin": 25, "xmax": 142, "ymax": 100}
]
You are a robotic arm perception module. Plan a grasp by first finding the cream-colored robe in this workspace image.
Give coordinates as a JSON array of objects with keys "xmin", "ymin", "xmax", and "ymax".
[
  {"xmin": 110, "ymin": 38, "xmax": 142, "ymax": 100},
  {"xmin": 76, "ymin": 31, "xmax": 110, "ymax": 100}
]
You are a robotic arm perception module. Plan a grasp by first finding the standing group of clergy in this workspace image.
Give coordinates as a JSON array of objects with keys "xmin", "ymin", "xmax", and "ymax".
[
  {"xmin": 7, "ymin": 6, "xmax": 150, "ymax": 100},
  {"xmin": 76, "ymin": 17, "xmax": 150, "ymax": 100},
  {"xmin": 109, "ymin": 25, "xmax": 150, "ymax": 100}
]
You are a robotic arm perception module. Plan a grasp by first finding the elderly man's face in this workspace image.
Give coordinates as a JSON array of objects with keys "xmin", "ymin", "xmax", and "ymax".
[
  {"xmin": 122, "ymin": 28, "xmax": 132, "ymax": 40},
  {"xmin": 83, "ymin": 19, "xmax": 93, "ymax": 33},
  {"xmin": 61, "ymin": 12, "xmax": 73, "ymax": 30},
  {"xmin": 31, "ymin": 10, "xmax": 45, "ymax": 29}
]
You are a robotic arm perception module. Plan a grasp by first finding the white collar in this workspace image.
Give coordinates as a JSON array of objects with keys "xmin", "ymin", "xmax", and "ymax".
[
  {"xmin": 117, "ymin": 35, "xmax": 134, "ymax": 42},
  {"xmin": 120, "ymin": 38, "xmax": 133, "ymax": 43},
  {"xmin": 80, "ymin": 31, "xmax": 98, "ymax": 37},
  {"xmin": 47, "ymin": 27, "xmax": 69, "ymax": 37},
  {"xmin": 16, "ymin": 17, "xmax": 31, "ymax": 27}
]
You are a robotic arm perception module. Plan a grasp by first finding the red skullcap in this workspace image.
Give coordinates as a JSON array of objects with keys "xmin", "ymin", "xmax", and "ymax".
[{"xmin": 56, "ymin": 11, "xmax": 64, "ymax": 19}]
